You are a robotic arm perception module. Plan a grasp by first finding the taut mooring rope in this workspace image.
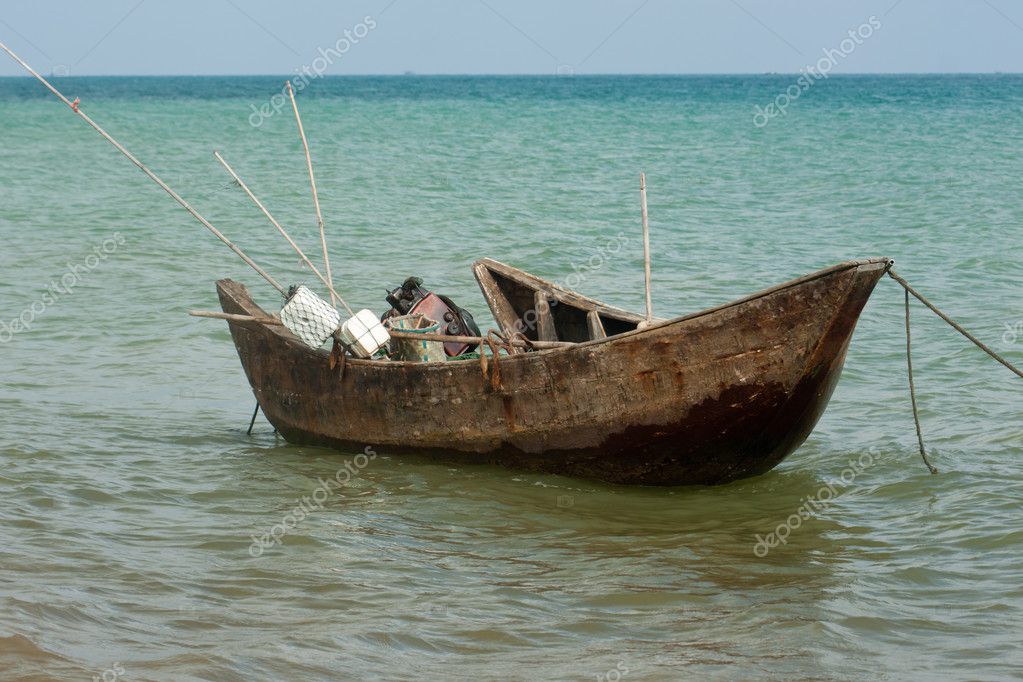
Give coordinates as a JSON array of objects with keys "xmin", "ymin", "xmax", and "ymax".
[
  {"xmin": 889, "ymin": 270, "xmax": 1023, "ymax": 380},
  {"xmin": 888, "ymin": 269, "xmax": 1022, "ymax": 474}
]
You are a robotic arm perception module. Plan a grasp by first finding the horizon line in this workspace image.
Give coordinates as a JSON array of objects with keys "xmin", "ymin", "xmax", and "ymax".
[{"xmin": 1, "ymin": 71, "xmax": 1022, "ymax": 78}]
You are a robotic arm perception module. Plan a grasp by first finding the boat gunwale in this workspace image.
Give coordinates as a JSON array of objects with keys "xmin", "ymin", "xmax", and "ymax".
[
  {"xmin": 217, "ymin": 256, "xmax": 891, "ymax": 370},
  {"xmin": 581, "ymin": 256, "xmax": 892, "ymax": 345}
]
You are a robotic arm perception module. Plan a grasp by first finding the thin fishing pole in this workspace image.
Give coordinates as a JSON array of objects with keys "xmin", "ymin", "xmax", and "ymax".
[{"xmin": 0, "ymin": 39, "xmax": 285, "ymax": 294}]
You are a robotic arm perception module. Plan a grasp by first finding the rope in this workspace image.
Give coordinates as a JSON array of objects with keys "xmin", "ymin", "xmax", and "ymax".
[
  {"xmin": 887, "ymin": 269, "xmax": 1022, "ymax": 475},
  {"xmin": 903, "ymin": 289, "xmax": 939, "ymax": 475},
  {"xmin": 888, "ymin": 270, "xmax": 1023, "ymax": 379},
  {"xmin": 247, "ymin": 402, "xmax": 261, "ymax": 436},
  {"xmin": 486, "ymin": 331, "xmax": 503, "ymax": 391},
  {"xmin": 478, "ymin": 329, "xmax": 517, "ymax": 389},
  {"xmin": 511, "ymin": 331, "xmax": 536, "ymax": 352},
  {"xmin": 479, "ymin": 338, "xmax": 489, "ymax": 382}
]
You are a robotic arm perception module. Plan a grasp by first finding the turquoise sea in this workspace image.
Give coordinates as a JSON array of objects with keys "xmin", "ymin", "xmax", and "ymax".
[{"xmin": 1, "ymin": 75, "xmax": 1022, "ymax": 680}]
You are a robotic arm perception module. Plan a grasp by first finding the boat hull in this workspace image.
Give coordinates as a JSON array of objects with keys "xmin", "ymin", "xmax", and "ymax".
[{"xmin": 216, "ymin": 259, "xmax": 890, "ymax": 485}]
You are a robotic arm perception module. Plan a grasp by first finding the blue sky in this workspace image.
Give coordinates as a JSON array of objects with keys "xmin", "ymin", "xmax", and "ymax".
[{"xmin": 1, "ymin": 0, "xmax": 1021, "ymax": 76}]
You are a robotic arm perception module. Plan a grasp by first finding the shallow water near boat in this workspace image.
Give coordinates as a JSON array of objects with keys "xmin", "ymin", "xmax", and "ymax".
[{"xmin": 1, "ymin": 75, "xmax": 1021, "ymax": 680}]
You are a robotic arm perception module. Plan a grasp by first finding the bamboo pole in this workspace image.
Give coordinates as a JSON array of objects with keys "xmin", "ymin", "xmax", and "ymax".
[
  {"xmin": 640, "ymin": 172, "xmax": 653, "ymax": 325},
  {"xmin": 214, "ymin": 151, "xmax": 355, "ymax": 316},
  {"xmin": 286, "ymin": 81, "xmax": 335, "ymax": 306},
  {"xmin": 0, "ymin": 40, "xmax": 286, "ymax": 295},
  {"xmin": 187, "ymin": 310, "xmax": 574, "ymax": 349},
  {"xmin": 189, "ymin": 310, "xmax": 283, "ymax": 325}
]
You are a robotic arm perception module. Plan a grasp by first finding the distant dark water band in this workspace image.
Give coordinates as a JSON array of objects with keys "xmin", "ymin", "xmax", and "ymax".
[{"xmin": 1, "ymin": 74, "xmax": 1023, "ymax": 102}]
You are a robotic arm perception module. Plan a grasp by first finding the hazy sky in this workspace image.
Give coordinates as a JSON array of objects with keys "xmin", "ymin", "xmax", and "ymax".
[{"xmin": 1, "ymin": 0, "xmax": 1021, "ymax": 76}]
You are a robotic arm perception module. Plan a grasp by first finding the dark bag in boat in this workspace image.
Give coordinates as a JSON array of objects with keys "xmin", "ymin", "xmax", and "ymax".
[{"xmin": 384, "ymin": 277, "xmax": 480, "ymax": 356}]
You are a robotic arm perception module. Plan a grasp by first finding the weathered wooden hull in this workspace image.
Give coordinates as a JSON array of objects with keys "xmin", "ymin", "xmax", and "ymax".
[{"xmin": 216, "ymin": 258, "xmax": 890, "ymax": 485}]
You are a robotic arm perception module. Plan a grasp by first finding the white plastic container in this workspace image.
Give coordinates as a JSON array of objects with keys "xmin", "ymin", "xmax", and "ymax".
[
  {"xmin": 279, "ymin": 285, "xmax": 342, "ymax": 349},
  {"xmin": 338, "ymin": 309, "xmax": 390, "ymax": 358}
]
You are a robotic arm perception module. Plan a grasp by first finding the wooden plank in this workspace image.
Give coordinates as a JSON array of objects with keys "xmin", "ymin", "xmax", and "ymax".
[
  {"xmin": 534, "ymin": 290, "xmax": 559, "ymax": 342},
  {"xmin": 473, "ymin": 261, "xmax": 525, "ymax": 347},
  {"xmin": 473, "ymin": 262, "xmax": 524, "ymax": 353},
  {"xmin": 587, "ymin": 310, "xmax": 607, "ymax": 340}
]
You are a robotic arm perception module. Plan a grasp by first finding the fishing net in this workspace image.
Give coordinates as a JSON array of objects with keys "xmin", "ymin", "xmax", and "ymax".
[{"xmin": 279, "ymin": 285, "xmax": 341, "ymax": 349}]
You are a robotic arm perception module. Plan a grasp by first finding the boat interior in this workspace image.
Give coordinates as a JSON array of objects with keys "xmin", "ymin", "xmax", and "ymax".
[{"xmin": 473, "ymin": 258, "xmax": 647, "ymax": 344}]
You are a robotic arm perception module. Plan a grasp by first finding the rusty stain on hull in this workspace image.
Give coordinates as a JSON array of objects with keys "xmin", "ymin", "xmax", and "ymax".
[{"xmin": 216, "ymin": 258, "xmax": 890, "ymax": 486}]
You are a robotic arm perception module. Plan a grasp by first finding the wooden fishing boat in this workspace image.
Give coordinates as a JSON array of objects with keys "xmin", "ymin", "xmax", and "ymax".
[{"xmin": 217, "ymin": 256, "xmax": 892, "ymax": 486}]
